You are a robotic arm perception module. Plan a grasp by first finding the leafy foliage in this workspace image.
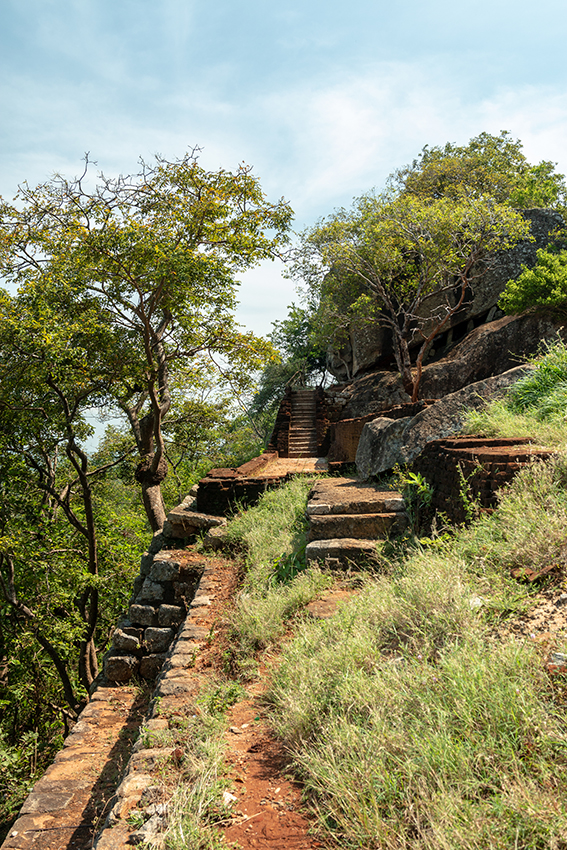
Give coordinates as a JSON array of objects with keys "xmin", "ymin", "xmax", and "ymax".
[
  {"xmin": 0, "ymin": 151, "xmax": 292, "ymax": 529},
  {"xmin": 499, "ymin": 247, "xmax": 567, "ymax": 315},
  {"xmin": 392, "ymin": 130, "xmax": 567, "ymax": 209},
  {"xmin": 295, "ymin": 190, "xmax": 529, "ymax": 399}
]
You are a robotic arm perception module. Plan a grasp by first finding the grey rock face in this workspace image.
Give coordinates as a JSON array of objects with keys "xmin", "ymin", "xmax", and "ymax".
[
  {"xmin": 105, "ymin": 655, "xmax": 140, "ymax": 682},
  {"xmin": 419, "ymin": 313, "xmax": 567, "ymax": 399},
  {"xmin": 158, "ymin": 604, "xmax": 185, "ymax": 627},
  {"xmin": 148, "ymin": 559, "xmax": 181, "ymax": 582},
  {"xmin": 129, "ymin": 604, "xmax": 158, "ymax": 626},
  {"xmin": 137, "ymin": 579, "xmax": 165, "ymax": 604},
  {"xmin": 113, "ymin": 629, "xmax": 142, "ymax": 653},
  {"xmin": 139, "ymin": 653, "xmax": 168, "ymax": 679},
  {"xmin": 355, "ymin": 365, "xmax": 532, "ymax": 477},
  {"xmin": 401, "ymin": 365, "xmax": 532, "ymax": 464},
  {"xmin": 356, "ymin": 417, "xmax": 412, "ymax": 479},
  {"xmin": 165, "ymin": 506, "xmax": 227, "ymax": 537}
]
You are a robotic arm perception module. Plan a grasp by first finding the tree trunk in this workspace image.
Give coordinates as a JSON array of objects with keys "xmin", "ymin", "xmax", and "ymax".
[{"xmin": 141, "ymin": 479, "xmax": 167, "ymax": 532}]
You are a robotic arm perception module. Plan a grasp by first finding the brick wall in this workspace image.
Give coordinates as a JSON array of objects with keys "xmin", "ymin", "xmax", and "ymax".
[{"xmin": 413, "ymin": 437, "xmax": 555, "ymax": 525}]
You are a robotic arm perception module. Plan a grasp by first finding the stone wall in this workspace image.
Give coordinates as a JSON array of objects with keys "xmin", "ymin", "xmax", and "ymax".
[
  {"xmin": 103, "ymin": 499, "xmax": 229, "ymax": 684},
  {"xmin": 326, "ymin": 401, "xmax": 434, "ymax": 463},
  {"xmin": 412, "ymin": 437, "xmax": 555, "ymax": 525}
]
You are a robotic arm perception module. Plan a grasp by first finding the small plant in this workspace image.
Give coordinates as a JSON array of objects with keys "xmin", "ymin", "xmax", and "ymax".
[
  {"xmin": 457, "ymin": 461, "xmax": 483, "ymax": 524},
  {"xmin": 393, "ymin": 465, "xmax": 433, "ymax": 533},
  {"xmin": 127, "ymin": 809, "xmax": 148, "ymax": 828},
  {"xmin": 200, "ymin": 681, "xmax": 246, "ymax": 716}
]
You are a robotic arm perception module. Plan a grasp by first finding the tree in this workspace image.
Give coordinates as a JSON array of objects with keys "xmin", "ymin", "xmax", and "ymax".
[
  {"xmin": 294, "ymin": 191, "xmax": 529, "ymax": 401},
  {"xmin": 499, "ymin": 247, "xmax": 567, "ymax": 316},
  {"xmin": 0, "ymin": 151, "xmax": 292, "ymax": 530},
  {"xmin": 392, "ymin": 130, "xmax": 567, "ymax": 210},
  {"xmin": 0, "ymin": 287, "xmax": 142, "ymax": 705}
]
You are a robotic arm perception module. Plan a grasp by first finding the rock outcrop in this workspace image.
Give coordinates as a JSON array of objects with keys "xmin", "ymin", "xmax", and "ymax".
[
  {"xmin": 327, "ymin": 209, "xmax": 563, "ymax": 381},
  {"xmin": 332, "ymin": 311, "xmax": 566, "ymax": 420},
  {"xmin": 356, "ymin": 365, "xmax": 532, "ymax": 478}
]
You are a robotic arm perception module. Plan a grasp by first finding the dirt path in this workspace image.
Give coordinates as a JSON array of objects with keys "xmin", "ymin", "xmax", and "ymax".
[{"xmin": 218, "ymin": 683, "xmax": 324, "ymax": 850}]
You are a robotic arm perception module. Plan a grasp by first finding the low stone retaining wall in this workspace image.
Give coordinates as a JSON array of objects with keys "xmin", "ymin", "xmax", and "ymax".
[
  {"xmin": 3, "ymin": 536, "xmax": 221, "ymax": 850},
  {"xmin": 413, "ymin": 437, "xmax": 555, "ymax": 525},
  {"xmin": 94, "ymin": 558, "xmax": 220, "ymax": 848},
  {"xmin": 196, "ymin": 469, "xmax": 290, "ymax": 516},
  {"xmin": 327, "ymin": 401, "xmax": 435, "ymax": 463}
]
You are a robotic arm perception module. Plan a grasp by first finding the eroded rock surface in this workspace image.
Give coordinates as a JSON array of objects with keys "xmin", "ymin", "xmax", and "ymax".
[{"xmin": 356, "ymin": 365, "xmax": 533, "ymax": 477}]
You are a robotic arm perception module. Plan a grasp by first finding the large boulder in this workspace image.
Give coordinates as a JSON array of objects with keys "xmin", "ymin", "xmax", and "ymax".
[
  {"xmin": 356, "ymin": 417, "xmax": 412, "ymax": 479},
  {"xmin": 400, "ymin": 366, "xmax": 532, "ymax": 464},
  {"xmin": 337, "ymin": 311, "xmax": 565, "ymax": 419},
  {"xmin": 419, "ymin": 312, "xmax": 567, "ymax": 399},
  {"xmin": 356, "ymin": 365, "xmax": 532, "ymax": 477}
]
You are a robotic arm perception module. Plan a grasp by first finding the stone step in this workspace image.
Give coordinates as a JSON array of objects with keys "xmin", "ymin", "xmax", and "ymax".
[
  {"xmin": 307, "ymin": 478, "xmax": 405, "ymax": 515},
  {"xmin": 306, "ymin": 538, "xmax": 380, "ymax": 567},
  {"xmin": 308, "ymin": 512, "xmax": 407, "ymax": 541}
]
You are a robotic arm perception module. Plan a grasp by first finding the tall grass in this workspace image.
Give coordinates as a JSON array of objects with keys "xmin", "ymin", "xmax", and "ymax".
[
  {"xmin": 267, "ymin": 457, "xmax": 567, "ymax": 848},
  {"xmin": 157, "ymin": 681, "xmax": 245, "ymax": 850},
  {"xmin": 224, "ymin": 475, "xmax": 317, "ymax": 587},
  {"xmin": 224, "ymin": 476, "xmax": 333, "ymax": 661},
  {"xmin": 465, "ymin": 336, "xmax": 567, "ymax": 445}
]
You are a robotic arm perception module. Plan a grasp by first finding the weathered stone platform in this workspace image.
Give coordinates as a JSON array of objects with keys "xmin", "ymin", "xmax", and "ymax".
[
  {"xmin": 197, "ymin": 455, "xmax": 328, "ymax": 515},
  {"xmin": 305, "ymin": 478, "xmax": 407, "ymax": 567}
]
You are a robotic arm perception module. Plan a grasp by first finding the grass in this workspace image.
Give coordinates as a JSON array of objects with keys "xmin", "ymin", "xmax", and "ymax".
[
  {"xmin": 153, "ymin": 339, "xmax": 567, "ymax": 848},
  {"xmin": 224, "ymin": 476, "xmax": 334, "ymax": 663},
  {"xmin": 142, "ymin": 680, "xmax": 245, "ymax": 850},
  {"xmin": 265, "ymin": 457, "xmax": 567, "ymax": 848},
  {"xmin": 465, "ymin": 336, "xmax": 567, "ymax": 447}
]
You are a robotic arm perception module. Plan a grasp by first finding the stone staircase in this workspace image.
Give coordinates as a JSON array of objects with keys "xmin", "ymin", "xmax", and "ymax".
[
  {"xmin": 287, "ymin": 388, "xmax": 318, "ymax": 458},
  {"xmin": 305, "ymin": 478, "xmax": 407, "ymax": 567}
]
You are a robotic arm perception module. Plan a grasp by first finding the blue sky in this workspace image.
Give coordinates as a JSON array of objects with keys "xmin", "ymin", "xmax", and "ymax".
[{"xmin": 2, "ymin": 0, "xmax": 567, "ymax": 336}]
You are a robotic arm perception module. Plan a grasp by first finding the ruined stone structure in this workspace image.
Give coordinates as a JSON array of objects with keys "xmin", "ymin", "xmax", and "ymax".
[{"xmin": 413, "ymin": 437, "xmax": 555, "ymax": 525}]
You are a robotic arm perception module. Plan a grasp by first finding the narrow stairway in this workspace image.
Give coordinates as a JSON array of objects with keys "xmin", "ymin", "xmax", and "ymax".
[
  {"xmin": 305, "ymin": 478, "xmax": 407, "ymax": 566},
  {"xmin": 288, "ymin": 388, "xmax": 318, "ymax": 458}
]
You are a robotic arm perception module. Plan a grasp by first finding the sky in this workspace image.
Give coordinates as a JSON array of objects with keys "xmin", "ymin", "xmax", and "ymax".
[{"xmin": 2, "ymin": 0, "xmax": 567, "ymax": 337}]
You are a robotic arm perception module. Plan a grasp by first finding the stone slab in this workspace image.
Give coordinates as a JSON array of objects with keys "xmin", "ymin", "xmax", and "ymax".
[
  {"xmin": 307, "ymin": 478, "xmax": 405, "ymax": 515},
  {"xmin": 308, "ymin": 512, "xmax": 407, "ymax": 542},
  {"xmin": 306, "ymin": 538, "xmax": 380, "ymax": 567}
]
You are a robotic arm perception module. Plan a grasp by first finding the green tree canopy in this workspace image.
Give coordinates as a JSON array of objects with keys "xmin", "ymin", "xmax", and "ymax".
[
  {"xmin": 0, "ymin": 151, "xmax": 292, "ymax": 529},
  {"xmin": 392, "ymin": 130, "xmax": 567, "ymax": 209},
  {"xmin": 0, "ymin": 286, "xmax": 143, "ymax": 703},
  {"xmin": 293, "ymin": 132, "xmax": 565, "ymax": 399},
  {"xmin": 294, "ymin": 191, "xmax": 529, "ymax": 400},
  {"xmin": 499, "ymin": 247, "xmax": 567, "ymax": 316}
]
